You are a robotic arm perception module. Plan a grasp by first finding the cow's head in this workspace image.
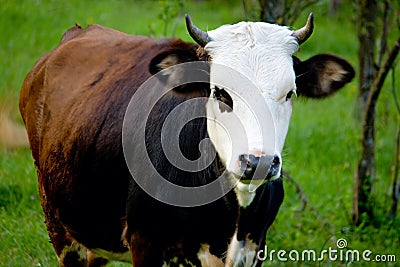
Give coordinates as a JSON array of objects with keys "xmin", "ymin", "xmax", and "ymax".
[
  {"xmin": 148, "ymin": 14, "xmax": 354, "ymax": 201},
  {"xmin": 184, "ymin": 13, "xmax": 354, "ymax": 198}
]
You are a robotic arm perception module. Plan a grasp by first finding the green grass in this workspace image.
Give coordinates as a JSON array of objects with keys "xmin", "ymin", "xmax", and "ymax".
[{"xmin": 1, "ymin": 0, "xmax": 399, "ymax": 266}]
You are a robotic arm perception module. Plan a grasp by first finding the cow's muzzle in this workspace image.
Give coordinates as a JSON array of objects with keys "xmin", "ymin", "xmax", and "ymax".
[{"xmin": 238, "ymin": 154, "xmax": 281, "ymax": 181}]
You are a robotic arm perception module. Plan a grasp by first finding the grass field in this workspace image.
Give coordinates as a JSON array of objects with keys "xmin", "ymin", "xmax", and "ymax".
[{"xmin": 1, "ymin": 0, "xmax": 399, "ymax": 266}]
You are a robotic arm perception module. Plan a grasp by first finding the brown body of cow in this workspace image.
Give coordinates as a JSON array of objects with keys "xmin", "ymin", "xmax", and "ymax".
[
  {"xmin": 20, "ymin": 16, "xmax": 354, "ymax": 267},
  {"xmin": 20, "ymin": 24, "xmax": 239, "ymax": 267}
]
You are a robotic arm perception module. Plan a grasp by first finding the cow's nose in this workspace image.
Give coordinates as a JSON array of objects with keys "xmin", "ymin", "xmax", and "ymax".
[
  {"xmin": 238, "ymin": 154, "xmax": 281, "ymax": 180},
  {"xmin": 267, "ymin": 155, "xmax": 281, "ymax": 179}
]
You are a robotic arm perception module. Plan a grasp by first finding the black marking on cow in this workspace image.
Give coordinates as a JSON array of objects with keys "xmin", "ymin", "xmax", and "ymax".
[
  {"xmin": 214, "ymin": 86, "xmax": 233, "ymax": 113},
  {"xmin": 237, "ymin": 178, "xmax": 284, "ymax": 249}
]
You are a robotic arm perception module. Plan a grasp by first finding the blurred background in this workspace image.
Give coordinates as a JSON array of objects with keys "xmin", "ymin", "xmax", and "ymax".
[{"xmin": 0, "ymin": 0, "xmax": 399, "ymax": 266}]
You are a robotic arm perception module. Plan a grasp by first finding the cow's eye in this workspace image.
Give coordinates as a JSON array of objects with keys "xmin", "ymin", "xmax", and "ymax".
[
  {"xmin": 285, "ymin": 90, "xmax": 297, "ymax": 101},
  {"xmin": 213, "ymin": 86, "xmax": 222, "ymax": 100},
  {"xmin": 214, "ymin": 86, "xmax": 233, "ymax": 112}
]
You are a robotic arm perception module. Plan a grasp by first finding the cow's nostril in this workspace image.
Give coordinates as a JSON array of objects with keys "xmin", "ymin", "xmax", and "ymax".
[
  {"xmin": 239, "ymin": 154, "xmax": 251, "ymax": 171},
  {"xmin": 272, "ymin": 155, "xmax": 280, "ymax": 166},
  {"xmin": 239, "ymin": 155, "xmax": 249, "ymax": 174},
  {"xmin": 238, "ymin": 154, "xmax": 281, "ymax": 180},
  {"xmin": 238, "ymin": 154, "xmax": 261, "ymax": 179},
  {"xmin": 267, "ymin": 155, "xmax": 281, "ymax": 179}
]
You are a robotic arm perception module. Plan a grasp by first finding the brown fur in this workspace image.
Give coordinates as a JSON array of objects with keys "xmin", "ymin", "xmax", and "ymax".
[{"xmin": 19, "ymin": 24, "xmax": 233, "ymax": 266}]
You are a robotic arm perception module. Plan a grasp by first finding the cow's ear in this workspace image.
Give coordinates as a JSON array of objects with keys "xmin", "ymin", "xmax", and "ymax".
[
  {"xmin": 293, "ymin": 54, "xmax": 355, "ymax": 98},
  {"xmin": 149, "ymin": 48, "xmax": 209, "ymax": 92},
  {"xmin": 149, "ymin": 49, "xmax": 198, "ymax": 75}
]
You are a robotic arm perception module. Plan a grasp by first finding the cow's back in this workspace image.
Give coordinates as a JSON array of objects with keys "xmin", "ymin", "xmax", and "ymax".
[{"xmin": 20, "ymin": 24, "xmax": 169, "ymax": 164}]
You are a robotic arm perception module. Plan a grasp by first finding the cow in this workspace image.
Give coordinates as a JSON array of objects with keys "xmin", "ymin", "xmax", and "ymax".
[{"xmin": 19, "ymin": 13, "xmax": 354, "ymax": 267}]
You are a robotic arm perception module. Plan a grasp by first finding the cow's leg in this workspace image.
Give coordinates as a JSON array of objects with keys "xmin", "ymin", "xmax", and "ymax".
[
  {"xmin": 44, "ymin": 223, "xmax": 108, "ymax": 267},
  {"xmin": 57, "ymin": 241, "xmax": 108, "ymax": 267},
  {"xmin": 127, "ymin": 231, "xmax": 163, "ymax": 267},
  {"xmin": 197, "ymin": 244, "xmax": 224, "ymax": 267},
  {"xmin": 39, "ymin": 180, "xmax": 109, "ymax": 267},
  {"xmin": 87, "ymin": 250, "xmax": 109, "ymax": 267},
  {"xmin": 47, "ymin": 226, "xmax": 109, "ymax": 267}
]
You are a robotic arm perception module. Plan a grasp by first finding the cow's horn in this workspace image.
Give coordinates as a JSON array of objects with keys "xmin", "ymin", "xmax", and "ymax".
[
  {"xmin": 292, "ymin": 13, "xmax": 314, "ymax": 45},
  {"xmin": 185, "ymin": 14, "xmax": 211, "ymax": 47}
]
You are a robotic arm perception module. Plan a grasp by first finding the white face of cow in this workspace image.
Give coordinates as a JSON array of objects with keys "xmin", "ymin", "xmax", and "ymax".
[{"xmin": 204, "ymin": 22, "xmax": 298, "ymax": 182}]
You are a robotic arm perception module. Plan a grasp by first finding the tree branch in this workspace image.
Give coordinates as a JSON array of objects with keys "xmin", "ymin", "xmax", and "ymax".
[
  {"xmin": 377, "ymin": 0, "xmax": 390, "ymax": 66},
  {"xmin": 354, "ymin": 35, "xmax": 400, "ymax": 224},
  {"xmin": 287, "ymin": 0, "xmax": 320, "ymax": 26},
  {"xmin": 363, "ymin": 35, "xmax": 400, "ymax": 126}
]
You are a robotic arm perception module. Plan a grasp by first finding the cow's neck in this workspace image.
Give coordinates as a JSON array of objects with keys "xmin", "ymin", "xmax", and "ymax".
[{"xmin": 147, "ymin": 90, "xmax": 222, "ymax": 187}]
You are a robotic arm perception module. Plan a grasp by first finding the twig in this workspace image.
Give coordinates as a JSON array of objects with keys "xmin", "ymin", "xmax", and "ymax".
[{"xmin": 282, "ymin": 170, "xmax": 336, "ymax": 238}]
